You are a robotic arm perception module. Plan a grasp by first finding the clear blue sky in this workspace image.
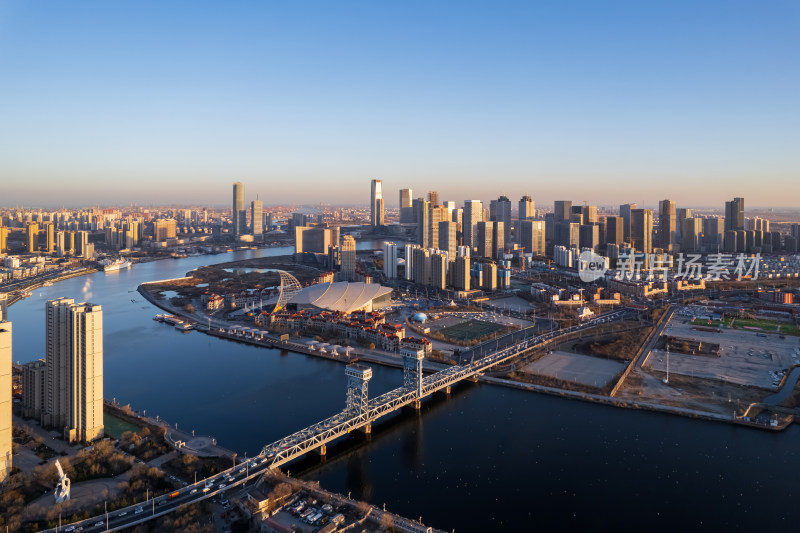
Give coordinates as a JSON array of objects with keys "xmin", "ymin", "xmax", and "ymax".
[{"xmin": 0, "ymin": 1, "xmax": 798, "ymax": 209}]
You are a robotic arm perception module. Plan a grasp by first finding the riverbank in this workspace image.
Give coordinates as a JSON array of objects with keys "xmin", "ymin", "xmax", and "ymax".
[
  {"xmin": 137, "ymin": 278, "xmax": 796, "ymax": 435},
  {"xmin": 2, "ymin": 266, "xmax": 98, "ymax": 306}
]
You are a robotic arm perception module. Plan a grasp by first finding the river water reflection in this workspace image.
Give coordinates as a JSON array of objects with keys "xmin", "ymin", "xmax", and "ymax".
[{"xmin": 7, "ymin": 244, "xmax": 800, "ymax": 531}]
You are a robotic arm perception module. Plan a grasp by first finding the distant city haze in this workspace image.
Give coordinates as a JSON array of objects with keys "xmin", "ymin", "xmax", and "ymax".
[{"xmin": 0, "ymin": 2, "xmax": 798, "ymax": 207}]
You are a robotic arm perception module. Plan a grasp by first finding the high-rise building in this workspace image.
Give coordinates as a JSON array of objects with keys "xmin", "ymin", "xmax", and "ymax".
[
  {"xmin": 454, "ymin": 255, "xmax": 470, "ymax": 291},
  {"xmin": 492, "ymin": 221, "xmax": 505, "ymax": 259},
  {"xmin": 428, "ymin": 191, "xmax": 440, "ymax": 206},
  {"xmin": 251, "ymin": 200, "xmax": 263, "ymax": 238},
  {"xmin": 44, "ymin": 221, "xmax": 55, "ymax": 253},
  {"xmin": 428, "ymin": 205, "xmax": 449, "ymax": 252},
  {"xmin": 44, "ymin": 297, "xmax": 73, "ymax": 430},
  {"xmin": 383, "ymin": 242, "xmax": 398, "ymax": 279},
  {"xmin": 554, "ymin": 222, "xmax": 580, "ymax": 248},
  {"xmin": 370, "ymin": 179, "xmax": 383, "ymax": 227},
  {"xmin": 22, "ymin": 359, "xmax": 46, "ymax": 420},
  {"xmin": 64, "ymin": 303, "xmax": 104, "ymax": 443},
  {"xmin": 26, "ymin": 222, "xmax": 39, "ymax": 252},
  {"xmin": 519, "ymin": 220, "xmax": 545, "ymax": 255},
  {"xmin": 399, "ymin": 188, "xmax": 412, "ymax": 209},
  {"xmin": 43, "ymin": 298, "xmax": 104, "ymax": 443},
  {"xmin": 681, "ymin": 217, "xmax": 703, "ymax": 253},
  {"xmin": 725, "ymin": 197, "xmax": 745, "ymax": 233},
  {"xmin": 554, "ymin": 201, "xmax": 572, "ymax": 222},
  {"xmin": 294, "ymin": 227, "xmax": 334, "ymax": 254},
  {"xmin": 0, "ymin": 226, "xmax": 8, "ymax": 254},
  {"xmin": 658, "ymin": 200, "xmax": 677, "ymax": 251},
  {"xmin": 677, "ymin": 208, "xmax": 692, "ymax": 241},
  {"xmin": 399, "ymin": 188, "xmax": 414, "ymax": 223},
  {"xmin": 404, "ymin": 243, "xmax": 419, "ymax": 281},
  {"xmin": 519, "ymin": 195, "xmax": 535, "ymax": 221},
  {"xmin": 490, "ymin": 196, "xmax": 512, "ymax": 247},
  {"xmin": 76, "ymin": 230, "xmax": 89, "ymax": 257},
  {"xmin": 438, "ymin": 221, "xmax": 458, "ymax": 259},
  {"xmin": 619, "ymin": 203, "xmax": 636, "ymax": 243},
  {"xmin": 463, "ymin": 200, "xmax": 483, "ymax": 248},
  {"xmin": 701, "ymin": 216, "xmax": 724, "ymax": 252},
  {"xmin": 413, "ymin": 198, "xmax": 430, "ymax": 248},
  {"xmin": 0, "ymin": 307, "xmax": 10, "ymax": 482},
  {"xmin": 631, "ymin": 209, "xmax": 653, "ymax": 254},
  {"xmin": 605, "ymin": 216, "xmax": 624, "ymax": 246},
  {"xmin": 341, "ymin": 235, "xmax": 356, "ymax": 281},
  {"xmin": 430, "ymin": 252, "xmax": 448, "ymax": 290},
  {"xmin": 232, "ymin": 182, "xmax": 246, "ymax": 237},
  {"xmin": 412, "ymin": 247, "xmax": 431, "ymax": 286},
  {"xmin": 153, "ymin": 219, "xmax": 177, "ymax": 242},
  {"xmin": 579, "ymin": 224, "xmax": 600, "ymax": 252},
  {"xmin": 582, "ymin": 205, "xmax": 599, "ymax": 224},
  {"xmin": 476, "ymin": 221, "xmax": 494, "ymax": 259}
]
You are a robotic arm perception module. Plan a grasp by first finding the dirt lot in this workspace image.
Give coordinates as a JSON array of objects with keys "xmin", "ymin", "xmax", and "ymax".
[
  {"xmin": 523, "ymin": 351, "xmax": 625, "ymax": 388},
  {"xmin": 643, "ymin": 317, "xmax": 799, "ymax": 389}
]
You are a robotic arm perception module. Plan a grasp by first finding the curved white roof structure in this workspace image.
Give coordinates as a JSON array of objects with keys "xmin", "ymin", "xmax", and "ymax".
[{"xmin": 289, "ymin": 281, "xmax": 392, "ymax": 313}]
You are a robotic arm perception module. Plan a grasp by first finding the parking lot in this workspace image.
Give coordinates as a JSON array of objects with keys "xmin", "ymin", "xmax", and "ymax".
[{"xmin": 643, "ymin": 312, "xmax": 800, "ymax": 389}]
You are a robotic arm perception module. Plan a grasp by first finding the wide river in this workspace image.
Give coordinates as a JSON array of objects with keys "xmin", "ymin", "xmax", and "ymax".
[{"xmin": 7, "ymin": 244, "xmax": 800, "ymax": 532}]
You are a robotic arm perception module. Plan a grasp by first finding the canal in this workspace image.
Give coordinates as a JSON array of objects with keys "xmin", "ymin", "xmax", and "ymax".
[{"xmin": 7, "ymin": 245, "xmax": 800, "ymax": 532}]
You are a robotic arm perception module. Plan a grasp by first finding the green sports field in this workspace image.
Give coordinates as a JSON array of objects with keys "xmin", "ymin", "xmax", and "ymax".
[
  {"xmin": 689, "ymin": 317, "xmax": 800, "ymax": 336},
  {"xmin": 437, "ymin": 319, "xmax": 507, "ymax": 342}
]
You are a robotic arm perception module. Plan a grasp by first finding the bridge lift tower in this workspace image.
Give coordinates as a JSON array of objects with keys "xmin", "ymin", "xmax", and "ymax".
[
  {"xmin": 345, "ymin": 363, "xmax": 372, "ymax": 417},
  {"xmin": 402, "ymin": 348, "xmax": 425, "ymax": 408}
]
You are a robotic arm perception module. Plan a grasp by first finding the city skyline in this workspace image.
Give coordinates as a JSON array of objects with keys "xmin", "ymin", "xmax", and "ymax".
[{"xmin": 1, "ymin": 1, "xmax": 798, "ymax": 207}]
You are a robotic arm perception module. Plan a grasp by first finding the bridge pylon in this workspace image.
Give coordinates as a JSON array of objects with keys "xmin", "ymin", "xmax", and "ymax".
[
  {"xmin": 402, "ymin": 347, "xmax": 425, "ymax": 399},
  {"xmin": 345, "ymin": 363, "xmax": 372, "ymax": 416}
]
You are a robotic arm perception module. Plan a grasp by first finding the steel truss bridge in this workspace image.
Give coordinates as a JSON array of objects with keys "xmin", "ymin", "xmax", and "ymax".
[{"xmin": 52, "ymin": 307, "xmax": 633, "ymax": 532}]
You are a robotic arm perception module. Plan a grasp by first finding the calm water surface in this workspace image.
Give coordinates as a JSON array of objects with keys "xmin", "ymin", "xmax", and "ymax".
[{"xmin": 8, "ymin": 244, "xmax": 800, "ymax": 532}]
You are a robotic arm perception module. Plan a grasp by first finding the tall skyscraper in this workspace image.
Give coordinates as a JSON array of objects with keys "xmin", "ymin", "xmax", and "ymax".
[
  {"xmin": 0, "ymin": 226, "xmax": 8, "ymax": 254},
  {"xmin": 26, "ymin": 222, "xmax": 39, "ymax": 252},
  {"xmin": 412, "ymin": 247, "xmax": 431, "ymax": 286},
  {"xmin": 44, "ymin": 221, "xmax": 55, "ymax": 253},
  {"xmin": 22, "ymin": 359, "xmax": 46, "ymax": 420},
  {"xmin": 554, "ymin": 201, "xmax": 572, "ymax": 223},
  {"xmin": 725, "ymin": 197, "xmax": 745, "ymax": 232},
  {"xmin": 605, "ymin": 216, "xmax": 624, "ymax": 246},
  {"xmin": 428, "ymin": 205, "xmax": 449, "ymax": 252},
  {"xmin": 45, "ymin": 298, "xmax": 73, "ymax": 430},
  {"xmin": 519, "ymin": 220, "xmax": 545, "ymax": 255},
  {"xmin": 399, "ymin": 188, "xmax": 414, "ymax": 223},
  {"xmin": 631, "ymin": 208, "xmax": 653, "ymax": 254},
  {"xmin": 0, "ymin": 299, "xmax": 11, "ymax": 482},
  {"xmin": 413, "ymin": 198, "xmax": 430, "ymax": 247},
  {"xmin": 476, "ymin": 221, "xmax": 494, "ymax": 259},
  {"xmin": 428, "ymin": 191, "xmax": 440, "ymax": 206},
  {"xmin": 232, "ymin": 182, "xmax": 246, "ymax": 238},
  {"xmin": 658, "ymin": 199, "xmax": 677, "ymax": 251},
  {"xmin": 438, "ymin": 221, "xmax": 458, "ymax": 259},
  {"xmin": 251, "ymin": 200, "xmax": 263, "ymax": 238},
  {"xmin": 43, "ymin": 298, "xmax": 104, "ymax": 443},
  {"xmin": 370, "ymin": 179, "xmax": 383, "ymax": 227},
  {"xmin": 383, "ymin": 241, "xmax": 398, "ymax": 279},
  {"xmin": 491, "ymin": 196, "xmax": 512, "ymax": 247},
  {"xmin": 341, "ymin": 235, "xmax": 356, "ymax": 281},
  {"xmin": 430, "ymin": 252, "xmax": 448, "ymax": 290},
  {"xmin": 399, "ymin": 188, "xmax": 412, "ymax": 209},
  {"xmin": 454, "ymin": 255, "xmax": 470, "ymax": 291},
  {"xmin": 404, "ymin": 243, "xmax": 419, "ymax": 281},
  {"xmin": 619, "ymin": 203, "xmax": 636, "ymax": 244},
  {"xmin": 463, "ymin": 200, "xmax": 483, "ymax": 248},
  {"xmin": 519, "ymin": 195, "xmax": 535, "ymax": 221}
]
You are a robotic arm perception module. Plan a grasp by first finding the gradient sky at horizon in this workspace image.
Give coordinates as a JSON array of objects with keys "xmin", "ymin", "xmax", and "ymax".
[{"xmin": 0, "ymin": 1, "xmax": 798, "ymax": 209}]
